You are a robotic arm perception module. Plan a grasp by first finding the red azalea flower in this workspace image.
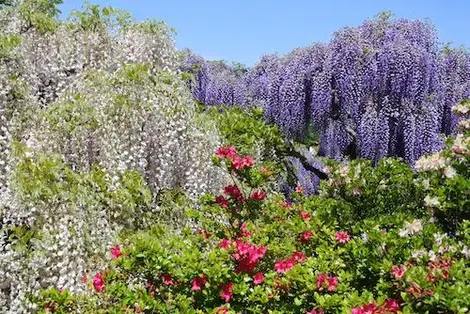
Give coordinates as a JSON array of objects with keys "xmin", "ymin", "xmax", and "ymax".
[
  {"xmin": 224, "ymin": 185, "xmax": 244, "ymax": 204},
  {"xmin": 300, "ymin": 211, "xmax": 311, "ymax": 220},
  {"xmin": 392, "ymin": 265, "xmax": 406, "ymax": 280},
  {"xmin": 216, "ymin": 146, "xmax": 237, "ymax": 159},
  {"xmin": 352, "ymin": 302, "xmax": 377, "ymax": 314},
  {"xmin": 327, "ymin": 276, "xmax": 339, "ymax": 292},
  {"xmin": 300, "ymin": 230, "xmax": 313, "ymax": 243},
  {"xmin": 306, "ymin": 309, "xmax": 324, "ymax": 314},
  {"xmin": 217, "ymin": 306, "xmax": 230, "ymax": 314},
  {"xmin": 161, "ymin": 274, "xmax": 175, "ymax": 286},
  {"xmin": 220, "ymin": 239, "xmax": 233, "ymax": 249},
  {"xmin": 361, "ymin": 303, "xmax": 377, "ymax": 314},
  {"xmin": 335, "ymin": 231, "xmax": 350, "ymax": 244},
  {"xmin": 220, "ymin": 282, "xmax": 234, "ymax": 302},
  {"xmin": 250, "ymin": 190, "xmax": 267, "ymax": 201},
  {"xmin": 253, "ymin": 272, "xmax": 265, "ymax": 285},
  {"xmin": 382, "ymin": 299, "xmax": 401, "ymax": 313},
  {"xmin": 292, "ymin": 251, "xmax": 307, "ymax": 263},
  {"xmin": 110, "ymin": 245, "xmax": 122, "ymax": 259},
  {"xmin": 191, "ymin": 275, "xmax": 207, "ymax": 291},
  {"xmin": 239, "ymin": 223, "xmax": 252, "ymax": 238},
  {"xmin": 215, "ymin": 195, "xmax": 229, "ymax": 208},
  {"xmin": 93, "ymin": 272, "xmax": 105, "ymax": 293},
  {"xmin": 406, "ymin": 283, "xmax": 422, "ymax": 298},
  {"xmin": 80, "ymin": 273, "xmax": 88, "ymax": 283}
]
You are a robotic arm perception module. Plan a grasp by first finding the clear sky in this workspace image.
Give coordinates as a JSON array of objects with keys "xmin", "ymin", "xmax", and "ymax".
[{"xmin": 59, "ymin": 0, "xmax": 470, "ymax": 67}]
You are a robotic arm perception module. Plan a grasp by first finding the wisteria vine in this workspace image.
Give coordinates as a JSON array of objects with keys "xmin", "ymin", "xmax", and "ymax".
[{"xmin": 184, "ymin": 15, "xmax": 470, "ymax": 164}]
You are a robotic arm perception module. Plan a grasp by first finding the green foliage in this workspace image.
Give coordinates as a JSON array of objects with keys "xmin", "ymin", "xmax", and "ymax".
[
  {"xmin": 37, "ymin": 145, "xmax": 470, "ymax": 313},
  {"xmin": 11, "ymin": 145, "xmax": 153, "ymax": 229},
  {"xmin": 203, "ymin": 106, "xmax": 285, "ymax": 162},
  {"xmin": 17, "ymin": 0, "xmax": 63, "ymax": 33},
  {"xmin": 43, "ymin": 93, "xmax": 99, "ymax": 134},
  {"xmin": 0, "ymin": 34, "xmax": 20, "ymax": 58},
  {"xmin": 69, "ymin": 3, "xmax": 132, "ymax": 32},
  {"xmin": 320, "ymin": 158, "xmax": 426, "ymax": 220}
]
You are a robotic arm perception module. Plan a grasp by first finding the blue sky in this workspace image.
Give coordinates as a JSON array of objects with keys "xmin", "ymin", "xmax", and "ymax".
[{"xmin": 59, "ymin": 1, "xmax": 470, "ymax": 67}]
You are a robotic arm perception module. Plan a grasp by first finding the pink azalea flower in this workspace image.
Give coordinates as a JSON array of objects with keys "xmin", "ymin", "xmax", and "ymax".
[
  {"xmin": 220, "ymin": 282, "xmax": 234, "ymax": 302},
  {"xmin": 239, "ymin": 223, "xmax": 252, "ymax": 238},
  {"xmin": 191, "ymin": 275, "xmax": 207, "ymax": 291},
  {"xmin": 335, "ymin": 231, "xmax": 350, "ymax": 244},
  {"xmin": 274, "ymin": 257, "xmax": 296, "ymax": 274},
  {"xmin": 295, "ymin": 185, "xmax": 305, "ymax": 194},
  {"xmin": 232, "ymin": 240, "xmax": 266, "ymax": 273},
  {"xmin": 161, "ymin": 274, "xmax": 174, "ymax": 286},
  {"xmin": 351, "ymin": 302, "xmax": 377, "ymax": 314},
  {"xmin": 327, "ymin": 276, "xmax": 339, "ymax": 292},
  {"xmin": 351, "ymin": 308, "xmax": 363, "ymax": 314},
  {"xmin": 216, "ymin": 146, "xmax": 237, "ymax": 159},
  {"xmin": 220, "ymin": 239, "xmax": 233, "ymax": 249},
  {"xmin": 300, "ymin": 211, "xmax": 311, "ymax": 220},
  {"xmin": 110, "ymin": 245, "xmax": 122, "ymax": 259},
  {"xmin": 253, "ymin": 272, "xmax": 265, "ymax": 285},
  {"xmin": 300, "ymin": 230, "xmax": 313, "ymax": 243},
  {"xmin": 93, "ymin": 272, "xmax": 105, "ymax": 293},
  {"xmin": 316, "ymin": 273, "xmax": 328, "ymax": 290},
  {"xmin": 231, "ymin": 155, "xmax": 255, "ymax": 170},
  {"xmin": 392, "ymin": 265, "xmax": 406, "ymax": 280}
]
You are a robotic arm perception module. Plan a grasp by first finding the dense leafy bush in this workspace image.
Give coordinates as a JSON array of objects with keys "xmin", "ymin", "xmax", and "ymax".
[
  {"xmin": 36, "ymin": 138, "xmax": 470, "ymax": 313},
  {"xmin": 320, "ymin": 158, "xmax": 425, "ymax": 220}
]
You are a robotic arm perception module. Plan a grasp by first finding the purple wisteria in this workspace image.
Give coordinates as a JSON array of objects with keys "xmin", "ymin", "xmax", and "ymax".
[{"xmin": 183, "ymin": 16, "xmax": 470, "ymax": 164}]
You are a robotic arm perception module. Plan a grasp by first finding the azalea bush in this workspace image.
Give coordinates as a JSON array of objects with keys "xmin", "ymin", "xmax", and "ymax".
[
  {"xmin": 414, "ymin": 99, "xmax": 470, "ymax": 234},
  {"xmin": 319, "ymin": 158, "xmax": 425, "ymax": 220},
  {"xmin": 36, "ymin": 144, "xmax": 470, "ymax": 313}
]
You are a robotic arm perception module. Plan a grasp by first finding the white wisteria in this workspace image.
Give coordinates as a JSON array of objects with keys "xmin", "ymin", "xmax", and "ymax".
[{"xmin": 0, "ymin": 1, "xmax": 225, "ymax": 312}]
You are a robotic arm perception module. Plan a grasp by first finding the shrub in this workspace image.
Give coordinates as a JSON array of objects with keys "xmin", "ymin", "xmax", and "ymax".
[{"xmin": 36, "ymin": 145, "xmax": 470, "ymax": 313}]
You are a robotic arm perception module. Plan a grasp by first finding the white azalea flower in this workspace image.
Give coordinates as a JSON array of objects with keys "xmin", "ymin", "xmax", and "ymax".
[{"xmin": 424, "ymin": 195, "xmax": 440, "ymax": 208}]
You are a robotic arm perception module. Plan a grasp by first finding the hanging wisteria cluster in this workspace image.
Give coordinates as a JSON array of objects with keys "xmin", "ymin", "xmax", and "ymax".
[
  {"xmin": 0, "ymin": 1, "xmax": 226, "ymax": 312},
  {"xmin": 185, "ymin": 15, "xmax": 470, "ymax": 164}
]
